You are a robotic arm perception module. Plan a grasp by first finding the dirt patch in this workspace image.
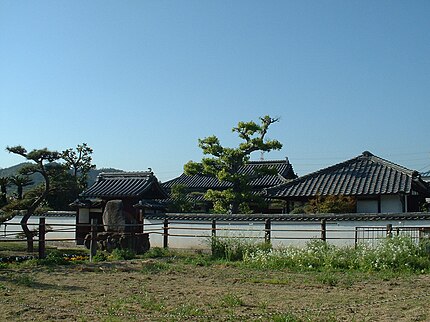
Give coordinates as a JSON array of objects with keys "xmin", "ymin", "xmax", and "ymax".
[{"xmin": 1, "ymin": 260, "xmax": 430, "ymax": 321}]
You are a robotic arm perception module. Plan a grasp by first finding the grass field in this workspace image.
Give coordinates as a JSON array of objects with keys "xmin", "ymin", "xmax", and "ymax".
[{"xmin": 1, "ymin": 243, "xmax": 430, "ymax": 322}]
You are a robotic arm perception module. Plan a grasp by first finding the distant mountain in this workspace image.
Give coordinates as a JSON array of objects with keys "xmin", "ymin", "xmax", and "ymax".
[{"xmin": 0, "ymin": 163, "xmax": 123, "ymax": 194}]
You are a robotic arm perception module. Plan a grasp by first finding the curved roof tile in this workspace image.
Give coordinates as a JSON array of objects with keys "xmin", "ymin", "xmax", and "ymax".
[
  {"xmin": 81, "ymin": 172, "xmax": 168, "ymax": 199},
  {"xmin": 266, "ymin": 151, "xmax": 430, "ymax": 198}
]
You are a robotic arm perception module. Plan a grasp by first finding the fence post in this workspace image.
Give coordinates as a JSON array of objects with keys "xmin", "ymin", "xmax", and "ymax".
[
  {"xmin": 163, "ymin": 218, "xmax": 169, "ymax": 249},
  {"xmin": 354, "ymin": 227, "xmax": 358, "ymax": 249},
  {"xmin": 211, "ymin": 220, "xmax": 216, "ymax": 238},
  {"xmin": 321, "ymin": 219, "xmax": 327, "ymax": 242},
  {"xmin": 38, "ymin": 217, "xmax": 46, "ymax": 259},
  {"xmin": 265, "ymin": 219, "xmax": 271, "ymax": 243},
  {"xmin": 89, "ymin": 218, "xmax": 98, "ymax": 262},
  {"xmin": 386, "ymin": 224, "xmax": 393, "ymax": 238}
]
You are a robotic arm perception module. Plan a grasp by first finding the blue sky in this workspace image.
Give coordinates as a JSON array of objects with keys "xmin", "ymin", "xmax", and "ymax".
[{"xmin": 1, "ymin": 1, "xmax": 430, "ymax": 182}]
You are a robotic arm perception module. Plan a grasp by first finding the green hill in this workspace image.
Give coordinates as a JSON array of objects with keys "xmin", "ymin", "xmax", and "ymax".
[{"xmin": 0, "ymin": 163, "xmax": 123, "ymax": 194}]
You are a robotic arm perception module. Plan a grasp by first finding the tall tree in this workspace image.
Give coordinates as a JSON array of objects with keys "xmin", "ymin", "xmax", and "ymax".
[
  {"xmin": 0, "ymin": 177, "xmax": 10, "ymax": 207},
  {"xmin": 9, "ymin": 175, "xmax": 33, "ymax": 200},
  {"xmin": 6, "ymin": 146, "xmax": 61, "ymax": 251},
  {"xmin": 62, "ymin": 143, "xmax": 95, "ymax": 191},
  {"xmin": 184, "ymin": 116, "xmax": 283, "ymax": 214}
]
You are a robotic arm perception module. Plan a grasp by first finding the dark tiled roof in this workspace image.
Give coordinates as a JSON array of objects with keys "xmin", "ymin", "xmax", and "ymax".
[
  {"xmin": 163, "ymin": 159, "xmax": 296, "ymax": 190},
  {"xmin": 144, "ymin": 212, "xmax": 430, "ymax": 222},
  {"xmin": 135, "ymin": 199, "xmax": 168, "ymax": 210},
  {"xmin": 80, "ymin": 172, "xmax": 168, "ymax": 199},
  {"xmin": 266, "ymin": 151, "xmax": 430, "ymax": 198},
  {"xmin": 422, "ymin": 171, "xmax": 430, "ymax": 182}
]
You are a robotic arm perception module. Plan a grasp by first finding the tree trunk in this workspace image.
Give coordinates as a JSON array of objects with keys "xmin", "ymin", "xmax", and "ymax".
[
  {"xmin": 0, "ymin": 185, "xmax": 7, "ymax": 205},
  {"xmin": 20, "ymin": 212, "xmax": 33, "ymax": 252},
  {"xmin": 22, "ymin": 172, "xmax": 49, "ymax": 252},
  {"xmin": 17, "ymin": 185, "xmax": 23, "ymax": 200}
]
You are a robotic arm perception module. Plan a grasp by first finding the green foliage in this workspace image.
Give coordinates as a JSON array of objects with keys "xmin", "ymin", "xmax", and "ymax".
[
  {"xmin": 62, "ymin": 143, "xmax": 96, "ymax": 191},
  {"xmin": 168, "ymin": 184, "xmax": 193, "ymax": 212},
  {"xmin": 140, "ymin": 260, "xmax": 171, "ymax": 274},
  {"xmin": 290, "ymin": 206, "xmax": 305, "ymax": 214},
  {"xmin": 243, "ymin": 237, "xmax": 430, "ymax": 273},
  {"xmin": 132, "ymin": 291, "xmax": 165, "ymax": 311},
  {"xmin": 109, "ymin": 248, "xmax": 136, "ymax": 260},
  {"xmin": 3, "ymin": 143, "xmax": 95, "ymax": 213},
  {"xmin": 184, "ymin": 115, "xmax": 283, "ymax": 213},
  {"xmin": 304, "ymin": 194, "xmax": 356, "ymax": 214},
  {"xmin": 143, "ymin": 247, "xmax": 172, "ymax": 258},
  {"xmin": 220, "ymin": 293, "xmax": 244, "ymax": 307},
  {"xmin": 0, "ymin": 176, "xmax": 10, "ymax": 207},
  {"xmin": 38, "ymin": 250, "xmax": 69, "ymax": 266},
  {"xmin": 12, "ymin": 273, "xmax": 36, "ymax": 287},
  {"xmin": 9, "ymin": 174, "xmax": 33, "ymax": 200},
  {"xmin": 210, "ymin": 236, "xmax": 271, "ymax": 261},
  {"xmin": 93, "ymin": 251, "xmax": 108, "ymax": 262}
]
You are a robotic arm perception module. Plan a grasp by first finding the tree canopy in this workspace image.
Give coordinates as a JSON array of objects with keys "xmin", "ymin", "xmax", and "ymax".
[
  {"xmin": 3, "ymin": 143, "xmax": 95, "ymax": 251},
  {"xmin": 184, "ymin": 115, "xmax": 283, "ymax": 214}
]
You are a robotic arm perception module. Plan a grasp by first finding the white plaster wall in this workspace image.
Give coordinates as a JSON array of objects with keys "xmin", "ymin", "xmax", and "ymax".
[
  {"xmin": 78, "ymin": 208, "xmax": 90, "ymax": 223},
  {"xmin": 357, "ymin": 200, "xmax": 378, "ymax": 213},
  {"xmin": 381, "ymin": 195, "xmax": 403, "ymax": 213},
  {"xmin": 2, "ymin": 215, "xmax": 429, "ymax": 249}
]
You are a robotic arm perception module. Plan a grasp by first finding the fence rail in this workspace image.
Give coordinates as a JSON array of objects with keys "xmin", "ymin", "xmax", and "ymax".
[{"xmin": 1, "ymin": 216, "xmax": 430, "ymax": 261}]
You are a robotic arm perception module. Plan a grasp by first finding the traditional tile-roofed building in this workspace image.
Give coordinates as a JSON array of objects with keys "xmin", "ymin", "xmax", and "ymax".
[
  {"xmin": 163, "ymin": 159, "xmax": 297, "ymax": 212},
  {"xmin": 73, "ymin": 171, "xmax": 168, "ymax": 244},
  {"xmin": 266, "ymin": 151, "xmax": 430, "ymax": 213},
  {"xmin": 421, "ymin": 171, "xmax": 430, "ymax": 183},
  {"xmin": 81, "ymin": 172, "xmax": 168, "ymax": 200}
]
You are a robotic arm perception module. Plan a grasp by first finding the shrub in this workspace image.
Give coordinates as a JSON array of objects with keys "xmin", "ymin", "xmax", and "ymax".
[
  {"xmin": 93, "ymin": 251, "xmax": 108, "ymax": 262},
  {"xmin": 143, "ymin": 247, "xmax": 171, "ymax": 259},
  {"xmin": 109, "ymin": 248, "xmax": 135, "ymax": 260},
  {"xmin": 243, "ymin": 237, "xmax": 430, "ymax": 273},
  {"xmin": 210, "ymin": 236, "xmax": 271, "ymax": 261},
  {"xmin": 38, "ymin": 250, "xmax": 69, "ymax": 266}
]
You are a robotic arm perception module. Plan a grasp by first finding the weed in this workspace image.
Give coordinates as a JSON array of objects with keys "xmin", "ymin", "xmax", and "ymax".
[
  {"xmin": 143, "ymin": 247, "xmax": 171, "ymax": 258},
  {"xmin": 38, "ymin": 250, "xmax": 69, "ymax": 266},
  {"xmin": 12, "ymin": 273, "xmax": 35, "ymax": 287},
  {"xmin": 140, "ymin": 260, "xmax": 171, "ymax": 274},
  {"xmin": 132, "ymin": 292, "xmax": 165, "ymax": 311},
  {"xmin": 316, "ymin": 272, "xmax": 339, "ymax": 286},
  {"xmin": 220, "ymin": 293, "xmax": 244, "ymax": 307},
  {"xmin": 109, "ymin": 248, "xmax": 135, "ymax": 260},
  {"xmin": 243, "ymin": 236, "xmax": 430, "ymax": 273},
  {"xmin": 210, "ymin": 236, "xmax": 271, "ymax": 261},
  {"xmin": 271, "ymin": 312, "xmax": 303, "ymax": 322},
  {"xmin": 93, "ymin": 251, "xmax": 108, "ymax": 262},
  {"xmin": 172, "ymin": 303, "xmax": 204, "ymax": 317}
]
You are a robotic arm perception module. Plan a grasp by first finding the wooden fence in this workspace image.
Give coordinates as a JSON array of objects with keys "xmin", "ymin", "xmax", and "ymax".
[{"xmin": 1, "ymin": 212, "xmax": 430, "ymax": 261}]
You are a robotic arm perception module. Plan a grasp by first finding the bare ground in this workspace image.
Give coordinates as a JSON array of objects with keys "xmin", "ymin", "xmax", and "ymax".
[{"xmin": 1, "ymin": 259, "xmax": 430, "ymax": 321}]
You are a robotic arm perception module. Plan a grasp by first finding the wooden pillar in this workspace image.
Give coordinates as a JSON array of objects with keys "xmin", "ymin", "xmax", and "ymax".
[
  {"xmin": 354, "ymin": 227, "xmax": 358, "ymax": 249},
  {"xmin": 386, "ymin": 224, "xmax": 393, "ymax": 238},
  {"xmin": 38, "ymin": 217, "xmax": 46, "ymax": 259},
  {"xmin": 89, "ymin": 218, "xmax": 98, "ymax": 262},
  {"xmin": 211, "ymin": 220, "xmax": 216, "ymax": 238},
  {"xmin": 265, "ymin": 219, "xmax": 271, "ymax": 243},
  {"xmin": 321, "ymin": 219, "xmax": 327, "ymax": 242},
  {"xmin": 163, "ymin": 218, "xmax": 169, "ymax": 249}
]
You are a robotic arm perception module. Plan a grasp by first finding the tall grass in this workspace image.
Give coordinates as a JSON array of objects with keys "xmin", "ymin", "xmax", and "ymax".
[
  {"xmin": 243, "ymin": 237, "xmax": 430, "ymax": 272},
  {"xmin": 210, "ymin": 236, "xmax": 271, "ymax": 261}
]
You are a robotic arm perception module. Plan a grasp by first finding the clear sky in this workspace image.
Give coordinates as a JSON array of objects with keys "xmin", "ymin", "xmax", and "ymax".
[{"xmin": 1, "ymin": 1, "xmax": 430, "ymax": 182}]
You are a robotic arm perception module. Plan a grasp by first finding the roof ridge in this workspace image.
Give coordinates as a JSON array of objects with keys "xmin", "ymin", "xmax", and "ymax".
[
  {"xmin": 98, "ymin": 171, "xmax": 154, "ymax": 180},
  {"xmin": 265, "ymin": 151, "xmax": 427, "ymax": 197},
  {"xmin": 364, "ymin": 153, "xmax": 416, "ymax": 176}
]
